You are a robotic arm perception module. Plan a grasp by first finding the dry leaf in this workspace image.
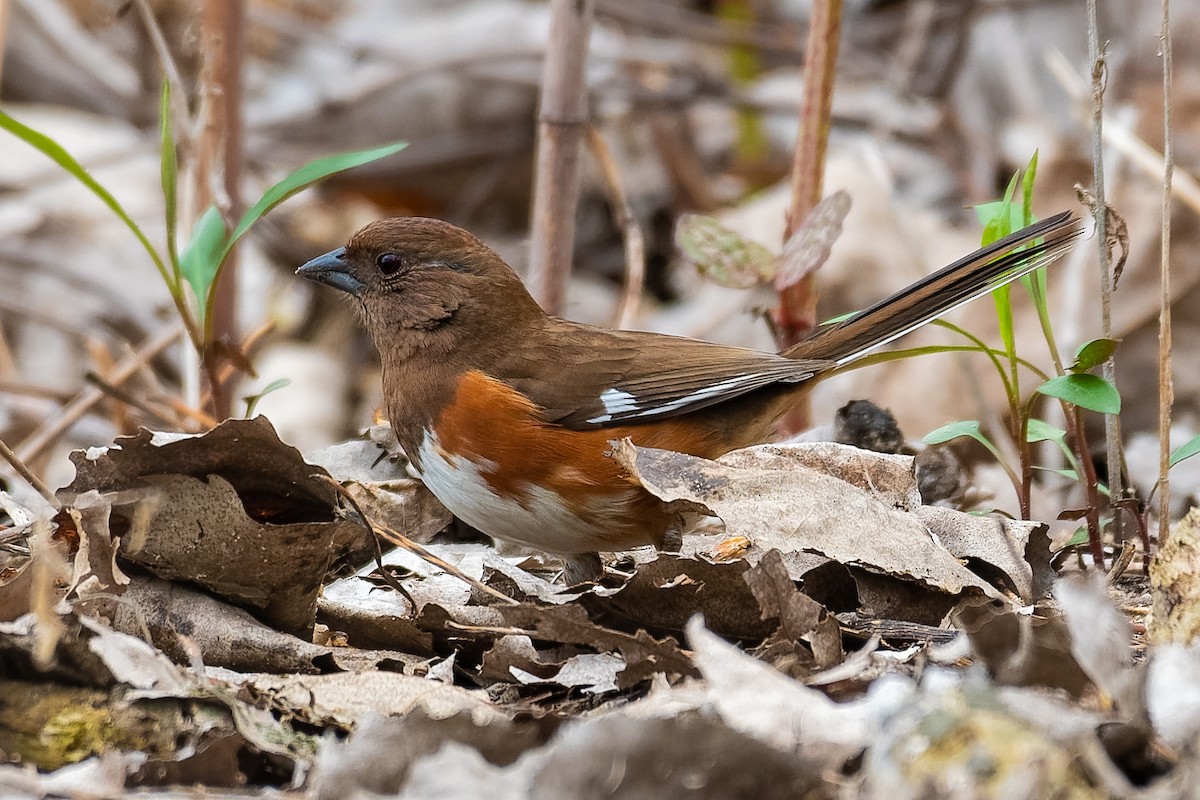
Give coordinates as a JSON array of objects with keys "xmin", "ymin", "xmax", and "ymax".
[{"xmin": 614, "ymin": 440, "xmax": 998, "ymax": 598}]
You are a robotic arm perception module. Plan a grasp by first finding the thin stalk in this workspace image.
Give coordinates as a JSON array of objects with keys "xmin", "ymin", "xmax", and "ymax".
[
  {"xmin": 1158, "ymin": 0, "xmax": 1174, "ymax": 545},
  {"xmin": 194, "ymin": 0, "xmax": 244, "ymax": 418},
  {"xmin": 528, "ymin": 0, "xmax": 595, "ymax": 315},
  {"xmin": 779, "ymin": 0, "xmax": 842, "ymax": 432},
  {"xmin": 0, "ymin": 436, "xmax": 59, "ymax": 509},
  {"xmin": 586, "ymin": 127, "xmax": 646, "ymax": 329},
  {"xmin": 1086, "ymin": 0, "xmax": 1124, "ymax": 540}
]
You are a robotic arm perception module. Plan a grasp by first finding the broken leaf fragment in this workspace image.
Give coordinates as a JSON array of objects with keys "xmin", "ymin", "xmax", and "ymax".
[{"xmin": 58, "ymin": 417, "xmax": 359, "ymax": 636}]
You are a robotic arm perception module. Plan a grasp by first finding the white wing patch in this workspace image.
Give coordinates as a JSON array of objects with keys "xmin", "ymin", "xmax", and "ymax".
[
  {"xmin": 588, "ymin": 388, "xmax": 640, "ymax": 423},
  {"xmin": 585, "ymin": 374, "xmax": 760, "ymax": 424}
]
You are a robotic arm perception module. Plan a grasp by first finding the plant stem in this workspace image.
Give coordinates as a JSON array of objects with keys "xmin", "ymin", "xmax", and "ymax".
[
  {"xmin": 0, "ymin": 436, "xmax": 59, "ymax": 510},
  {"xmin": 0, "ymin": 0, "xmax": 10, "ymax": 89},
  {"xmin": 194, "ymin": 0, "xmax": 244, "ymax": 419},
  {"xmin": 1086, "ymin": 0, "xmax": 1126, "ymax": 542},
  {"xmin": 1064, "ymin": 404, "xmax": 1107, "ymax": 567},
  {"xmin": 779, "ymin": 0, "xmax": 842, "ymax": 433},
  {"xmin": 587, "ymin": 128, "xmax": 646, "ymax": 329},
  {"xmin": 528, "ymin": 0, "xmax": 595, "ymax": 315},
  {"xmin": 1158, "ymin": 0, "xmax": 1174, "ymax": 546},
  {"xmin": 16, "ymin": 326, "xmax": 182, "ymax": 465}
]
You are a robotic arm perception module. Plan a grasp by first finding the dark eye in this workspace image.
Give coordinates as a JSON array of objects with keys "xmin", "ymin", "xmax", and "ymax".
[{"xmin": 376, "ymin": 252, "xmax": 408, "ymax": 276}]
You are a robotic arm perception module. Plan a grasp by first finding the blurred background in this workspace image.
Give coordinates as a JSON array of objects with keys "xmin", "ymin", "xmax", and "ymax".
[{"xmin": 0, "ymin": 0, "xmax": 1195, "ymax": 524}]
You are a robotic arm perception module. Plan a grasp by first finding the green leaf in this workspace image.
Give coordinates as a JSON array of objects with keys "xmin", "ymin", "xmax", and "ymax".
[
  {"xmin": 1034, "ymin": 466, "xmax": 1080, "ymax": 480},
  {"xmin": 1020, "ymin": 150, "xmax": 1038, "ymax": 228},
  {"xmin": 1170, "ymin": 434, "xmax": 1200, "ymax": 468},
  {"xmin": 923, "ymin": 420, "xmax": 1007, "ymax": 465},
  {"xmin": 0, "ymin": 110, "xmax": 170, "ymax": 286},
  {"xmin": 1026, "ymin": 418, "xmax": 1067, "ymax": 444},
  {"xmin": 180, "ymin": 205, "xmax": 227, "ymax": 318},
  {"xmin": 160, "ymin": 80, "xmax": 180, "ymax": 286},
  {"xmin": 1064, "ymin": 527, "xmax": 1089, "ymax": 547},
  {"xmin": 1036, "ymin": 374, "xmax": 1122, "ymax": 414},
  {"xmin": 676, "ymin": 213, "xmax": 777, "ymax": 289},
  {"xmin": 1068, "ymin": 338, "xmax": 1120, "ymax": 373},
  {"xmin": 243, "ymin": 378, "xmax": 291, "ymax": 417},
  {"xmin": 976, "ymin": 172, "xmax": 1021, "ymax": 245},
  {"xmin": 221, "ymin": 141, "xmax": 407, "ymax": 261}
]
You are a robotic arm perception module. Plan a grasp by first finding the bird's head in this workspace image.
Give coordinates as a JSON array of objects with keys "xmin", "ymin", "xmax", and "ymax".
[{"xmin": 297, "ymin": 217, "xmax": 544, "ymax": 353}]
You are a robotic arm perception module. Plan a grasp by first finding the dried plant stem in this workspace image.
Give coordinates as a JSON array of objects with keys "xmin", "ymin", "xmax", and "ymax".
[
  {"xmin": 83, "ymin": 372, "xmax": 197, "ymax": 432},
  {"xmin": 1065, "ymin": 405, "xmax": 1108, "ymax": 567},
  {"xmin": 0, "ymin": 436, "xmax": 59, "ymax": 509},
  {"xmin": 374, "ymin": 524, "xmax": 519, "ymax": 606},
  {"xmin": 1047, "ymin": 49, "xmax": 1200, "ymax": 216},
  {"xmin": 1086, "ymin": 0, "xmax": 1124, "ymax": 542},
  {"xmin": 132, "ymin": 0, "xmax": 191, "ymax": 143},
  {"xmin": 779, "ymin": 0, "xmax": 842, "ymax": 432},
  {"xmin": 16, "ymin": 325, "xmax": 182, "ymax": 466},
  {"xmin": 587, "ymin": 127, "xmax": 646, "ymax": 329},
  {"xmin": 528, "ymin": 0, "xmax": 595, "ymax": 315},
  {"xmin": 1158, "ymin": 0, "xmax": 1174, "ymax": 545},
  {"xmin": 194, "ymin": 0, "xmax": 244, "ymax": 418},
  {"xmin": 0, "ymin": 0, "xmax": 10, "ymax": 89}
]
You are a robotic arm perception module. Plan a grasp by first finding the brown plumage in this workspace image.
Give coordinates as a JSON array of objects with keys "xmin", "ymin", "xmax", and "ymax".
[{"xmin": 298, "ymin": 212, "xmax": 1082, "ymax": 581}]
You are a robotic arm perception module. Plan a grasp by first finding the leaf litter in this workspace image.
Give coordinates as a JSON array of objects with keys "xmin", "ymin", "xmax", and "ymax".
[{"xmin": 0, "ymin": 415, "xmax": 1196, "ymax": 797}]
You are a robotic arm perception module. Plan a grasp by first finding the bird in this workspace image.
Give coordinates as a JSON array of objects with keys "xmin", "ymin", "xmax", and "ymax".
[{"xmin": 298, "ymin": 212, "xmax": 1082, "ymax": 582}]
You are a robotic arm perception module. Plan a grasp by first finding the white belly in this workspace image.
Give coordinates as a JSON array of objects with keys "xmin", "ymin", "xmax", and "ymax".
[{"xmin": 415, "ymin": 431, "xmax": 632, "ymax": 554}]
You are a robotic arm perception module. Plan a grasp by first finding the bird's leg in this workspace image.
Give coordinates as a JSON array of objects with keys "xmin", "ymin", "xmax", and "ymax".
[
  {"xmin": 659, "ymin": 523, "xmax": 684, "ymax": 554},
  {"xmin": 561, "ymin": 552, "xmax": 603, "ymax": 584}
]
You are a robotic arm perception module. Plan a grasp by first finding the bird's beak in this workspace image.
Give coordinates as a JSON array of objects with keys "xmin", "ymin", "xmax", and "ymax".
[{"xmin": 296, "ymin": 247, "xmax": 366, "ymax": 296}]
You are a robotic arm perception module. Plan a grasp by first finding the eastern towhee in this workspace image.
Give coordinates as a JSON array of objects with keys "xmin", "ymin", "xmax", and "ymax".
[{"xmin": 298, "ymin": 212, "xmax": 1081, "ymax": 581}]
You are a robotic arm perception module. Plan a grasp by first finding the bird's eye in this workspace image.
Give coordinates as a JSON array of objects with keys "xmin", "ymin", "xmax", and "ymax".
[{"xmin": 376, "ymin": 252, "xmax": 408, "ymax": 276}]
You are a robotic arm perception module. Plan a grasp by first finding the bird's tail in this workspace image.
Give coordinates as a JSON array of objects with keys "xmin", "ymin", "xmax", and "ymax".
[{"xmin": 785, "ymin": 211, "xmax": 1084, "ymax": 365}]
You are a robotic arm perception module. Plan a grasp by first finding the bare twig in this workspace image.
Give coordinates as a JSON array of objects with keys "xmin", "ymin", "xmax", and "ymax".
[
  {"xmin": 316, "ymin": 475, "xmax": 415, "ymax": 609},
  {"xmin": 16, "ymin": 325, "xmax": 182, "ymax": 466},
  {"xmin": 1047, "ymin": 49, "xmax": 1200, "ymax": 217},
  {"xmin": 780, "ymin": 0, "xmax": 843, "ymax": 432},
  {"xmin": 1158, "ymin": 0, "xmax": 1174, "ymax": 545},
  {"xmin": 374, "ymin": 524, "xmax": 520, "ymax": 606},
  {"xmin": 0, "ymin": 437, "xmax": 59, "ymax": 510},
  {"xmin": 1086, "ymin": 0, "xmax": 1125, "ymax": 544},
  {"xmin": 587, "ymin": 127, "xmax": 646, "ymax": 329},
  {"xmin": 527, "ymin": 0, "xmax": 595, "ymax": 315},
  {"xmin": 83, "ymin": 371, "xmax": 195, "ymax": 432},
  {"xmin": 0, "ymin": 0, "xmax": 10, "ymax": 90},
  {"xmin": 596, "ymin": 0, "xmax": 800, "ymax": 54},
  {"xmin": 131, "ymin": 0, "xmax": 191, "ymax": 147},
  {"xmin": 194, "ymin": 0, "xmax": 245, "ymax": 418}
]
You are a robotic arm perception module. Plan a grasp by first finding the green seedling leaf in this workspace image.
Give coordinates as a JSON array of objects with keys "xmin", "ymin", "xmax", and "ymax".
[
  {"xmin": 1068, "ymin": 338, "xmax": 1120, "ymax": 373},
  {"xmin": 977, "ymin": 172, "xmax": 1021, "ymax": 245},
  {"xmin": 1037, "ymin": 374, "xmax": 1122, "ymax": 414},
  {"xmin": 1034, "ymin": 466, "xmax": 1080, "ymax": 480},
  {"xmin": 0, "ymin": 110, "xmax": 171, "ymax": 287},
  {"xmin": 1026, "ymin": 418, "xmax": 1067, "ymax": 444},
  {"xmin": 1064, "ymin": 527, "xmax": 1089, "ymax": 547},
  {"xmin": 1170, "ymin": 433, "xmax": 1200, "ymax": 468},
  {"xmin": 160, "ymin": 80, "xmax": 180, "ymax": 284},
  {"xmin": 676, "ymin": 213, "xmax": 777, "ymax": 289},
  {"xmin": 1026, "ymin": 418, "xmax": 1084, "ymax": 480},
  {"xmin": 1020, "ymin": 150, "xmax": 1038, "ymax": 227},
  {"xmin": 180, "ymin": 205, "xmax": 227, "ymax": 318},
  {"xmin": 243, "ymin": 378, "xmax": 292, "ymax": 418},
  {"xmin": 222, "ymin": 141, "xmax": 407, "ymax": 261},
  {"xmin": 924, "ymin": 420, "xmax": 1007, "ymax": 465},
  {"xmin": 776, "ymin": 190, "xmax": 850, "ymax": 290}
]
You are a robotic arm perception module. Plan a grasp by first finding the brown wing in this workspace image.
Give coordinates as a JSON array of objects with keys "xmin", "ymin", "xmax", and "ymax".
[{"xmin": 487, "ymin": 320, "xmax": 827, "ymax": 430}]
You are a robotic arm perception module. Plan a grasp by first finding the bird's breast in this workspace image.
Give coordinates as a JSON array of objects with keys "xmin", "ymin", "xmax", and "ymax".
[{"xmin": 411, "ymin": 369, "xmax": 677, "ymax": 553}]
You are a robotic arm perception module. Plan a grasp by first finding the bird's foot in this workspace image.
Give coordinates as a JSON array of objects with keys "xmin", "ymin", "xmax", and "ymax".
[{"xmin": 561, "ymin": 552, "xmax": 603, "ymax": 585}]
